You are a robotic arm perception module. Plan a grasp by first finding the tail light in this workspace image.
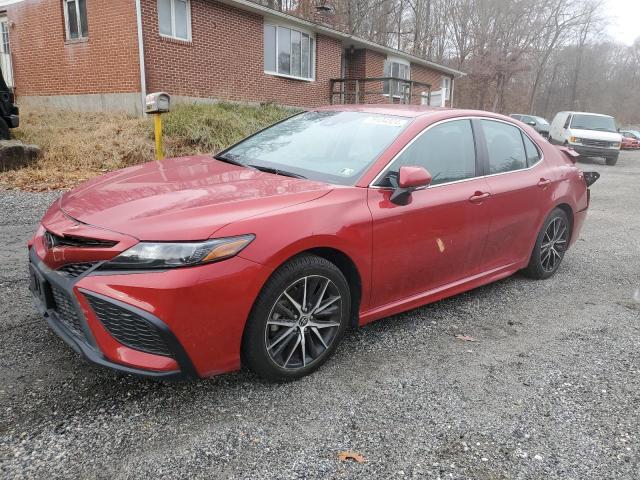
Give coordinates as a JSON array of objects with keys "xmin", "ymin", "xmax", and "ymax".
[{"xmin": 582, "ymin": 171, "xmax": 600, "ymax": 187}]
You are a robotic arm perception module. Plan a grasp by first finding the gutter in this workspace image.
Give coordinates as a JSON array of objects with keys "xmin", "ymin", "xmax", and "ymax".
[
  {"xmin": 217, "ymin": 0, "xmax": 466, "ymax": 78},
  {"xmin": 135, "ymin": 0, "xmax": 147, "ymax": 116}
]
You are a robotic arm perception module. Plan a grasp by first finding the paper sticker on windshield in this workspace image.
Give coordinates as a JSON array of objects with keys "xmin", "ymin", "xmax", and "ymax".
[
  {"xmin": 363, "ymin": 116, "xmax": 408, "ymax": 127},
  {"xmin": 339, "ymin": 168, "xmax": 355, "ymax": 176}
]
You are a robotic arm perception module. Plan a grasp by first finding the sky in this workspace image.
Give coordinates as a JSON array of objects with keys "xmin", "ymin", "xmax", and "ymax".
[
  {"xmin": 0, "ymin": 0, "xmax": 637, "ymax": 45},
  {"xmin": 606, "ymin": 0, "xmax": 640, "ymax": 45}
]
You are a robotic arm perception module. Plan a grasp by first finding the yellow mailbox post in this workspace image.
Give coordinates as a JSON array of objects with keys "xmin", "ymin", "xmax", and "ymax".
[{"xmin": 145, "ymin": 92, "xmax": 171, "ymax": 160}]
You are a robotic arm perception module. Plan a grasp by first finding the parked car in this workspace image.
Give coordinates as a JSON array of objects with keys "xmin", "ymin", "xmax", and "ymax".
[
  {"xmin": 510, "ymin": 114, "xmax": 550, "ymax": 138},
  {"xmin": 0, "ymin": 66, "xmax": 19, "ymax": 139},
  {"xmin": 28, "ymin": 106, "xmax": 597, "ymax": 381},
  {"xmin": 621, "ymin": 133, "xmax": 640, "ymax": 150},
  {"xmin": 620, "ymin": 129, "xmax": 640, "ymax": 141},
  {"xmin": 549, "ymin": 111, "xmax": 622, "ymax": 165}
]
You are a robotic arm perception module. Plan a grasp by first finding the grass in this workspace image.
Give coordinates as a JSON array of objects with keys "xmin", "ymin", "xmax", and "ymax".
[{"xmin": 0, "ymin": 102, "xmax": 297, "ymax": 191}]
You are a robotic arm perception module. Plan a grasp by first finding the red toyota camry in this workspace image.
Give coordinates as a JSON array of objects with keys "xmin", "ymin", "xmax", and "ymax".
[{"xmin": 28, "ymin": 106, "xmax": 597, "ymax": 380}]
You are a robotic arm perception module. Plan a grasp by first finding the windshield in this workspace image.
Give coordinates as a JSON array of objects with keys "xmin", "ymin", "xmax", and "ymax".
[
  {"xmin": 533, "ymin": 116, "xmax": 549, "ymax": 126},
  {"xmin": 623, "ymin": 130, "xmax": 640, "ymax": 138},
  {"xmin": 570, "ymin": 114, "xmax": 616, "ymax": 133},
  {"xmin": 220, "ymin": 111, "xmax": 411, "ymax": 185}
]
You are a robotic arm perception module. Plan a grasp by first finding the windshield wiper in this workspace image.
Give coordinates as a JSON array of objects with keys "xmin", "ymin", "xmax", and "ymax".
[
  {"xmin": 248, "ymin": 165, "xmax": 307, "ymax": 179},
  {"xmin": 213, "ymin": 153, "xmax": 245, "ymax": 167}
]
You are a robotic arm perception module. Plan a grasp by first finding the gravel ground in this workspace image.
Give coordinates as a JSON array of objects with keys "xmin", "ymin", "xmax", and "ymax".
[{"xmin": 1, "ymin": 152, "xmax": 639, "ymax": 479}]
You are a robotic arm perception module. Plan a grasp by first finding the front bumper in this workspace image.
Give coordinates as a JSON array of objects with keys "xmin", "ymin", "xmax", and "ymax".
[
  {"xmin": 29, "ymin": 245, "xmax": 272, "ymax": 378},
  {"xmin": 570, "ymin": 144, "xmax": 619, "ymax": 159},
  {"xmin": 28, "ymin": 249, "xmax": 196, "ymax": 379}
]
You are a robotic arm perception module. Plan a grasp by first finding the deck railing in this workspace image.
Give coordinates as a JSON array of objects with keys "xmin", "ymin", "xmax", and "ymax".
[{"xmin": 329, "ymin": 77, "xmax": 432, "ymax": 105}]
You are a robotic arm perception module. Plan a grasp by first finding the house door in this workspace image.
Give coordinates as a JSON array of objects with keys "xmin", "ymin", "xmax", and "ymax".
[
  {"xmin": 0, "ymin": 16, "xmax": 13, "ymax": 89},
  {"xmin": 423, "ymin": 89, "xmax": 444, "ymax": 106}
]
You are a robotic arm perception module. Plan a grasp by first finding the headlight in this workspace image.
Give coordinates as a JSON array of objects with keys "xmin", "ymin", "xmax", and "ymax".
[
  {"xmin": 569, "ymin": 136, "xmax": 579, "ymax": 143},
  {"xmin": 100, "ymin": 235, "xmax": 255, "ymax": 270},
  {"xmin": 611, "ymin": 142, "xmax": 621, "ymax": 148}
]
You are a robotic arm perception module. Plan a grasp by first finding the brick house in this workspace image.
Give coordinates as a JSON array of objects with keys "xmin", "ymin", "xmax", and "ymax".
[{"xmin": 0, "ymin": 0, "xmax": 464, "ymax": 115}]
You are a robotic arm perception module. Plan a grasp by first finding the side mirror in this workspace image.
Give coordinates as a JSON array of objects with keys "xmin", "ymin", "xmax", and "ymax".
[{"xmin": 390, "ymin": 166, "xmax": 432, "ymax": 204}]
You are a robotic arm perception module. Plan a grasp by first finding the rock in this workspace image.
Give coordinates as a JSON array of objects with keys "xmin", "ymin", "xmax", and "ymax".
[{"xmin": 0, "ymin": 140, "xmax": 41, "ymax": 172}]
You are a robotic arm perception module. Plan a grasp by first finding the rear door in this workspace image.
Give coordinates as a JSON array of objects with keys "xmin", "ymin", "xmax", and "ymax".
[
  {"xmin": 478, "ymin": 119, "xmax": 553, "ymax": 269},
  {"xmin": 367, "ymin": 118, "xmax": 493, "ymax": 308}
]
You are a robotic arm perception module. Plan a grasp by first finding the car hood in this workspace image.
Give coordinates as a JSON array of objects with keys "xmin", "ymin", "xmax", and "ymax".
[
  {"xmin": 60, "ymin": 155, "xmax": 333, "ymax": 241},
  {"xmin": 569, "ymin": 128, "xmax": 622, "ymax": 142}
]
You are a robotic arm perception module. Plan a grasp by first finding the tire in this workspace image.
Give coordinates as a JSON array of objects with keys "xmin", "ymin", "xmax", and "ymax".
[
  {"xmin": 0, "ymin": 118, "xmax": 9, "ymax": 140},
  {"xmin": 606, "ymin": 155, "xmax": 618, "ymax": 166},
  {"xmin": 241, "ymin": 254, "xmax": 351, "ymax": 381},
  {"xmin": 523, "ymin": 208, "xmax": 570, "ymax": 280}
]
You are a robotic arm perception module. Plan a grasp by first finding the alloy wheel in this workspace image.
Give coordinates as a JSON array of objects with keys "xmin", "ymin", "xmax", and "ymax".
[
  {"xmin": 264, "ymin": 275, "xmax": 342, "ymax": 370},
  {"xmin": 540, "ymin": 217, "xmax": 568, "ymax": 272}
]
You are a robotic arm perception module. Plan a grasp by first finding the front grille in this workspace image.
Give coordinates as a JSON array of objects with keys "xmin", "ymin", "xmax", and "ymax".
[
  {"xmin": 50, "ymin": 284, "xmax": 85, "ymax": 339},
  {"xmin": 580, "ymin": 138, "xmax": 610, "ymax": 148},
  {"xmin": 45, "ymin": 231, "xmax": 117, "ymax": 249},
  {"xmin": 86, "ymin": 295, "xmax": 172, "ymax": 357},
  {"xmin": 57, "ymin": 262, "xmax": 97, "ymax": 278}
]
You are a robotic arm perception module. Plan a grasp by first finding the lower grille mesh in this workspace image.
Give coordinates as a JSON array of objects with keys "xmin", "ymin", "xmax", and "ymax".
[
  {"xmin": 86, "ymin": 295, "xmax": 172, "ymax": 357},
  {"xmin": 57, "ymin": 262, "xmax": 97, "ymax": 278},
  {"xmin": 50, "ymin": 285, "xmax": 85, "ymax": 338}
]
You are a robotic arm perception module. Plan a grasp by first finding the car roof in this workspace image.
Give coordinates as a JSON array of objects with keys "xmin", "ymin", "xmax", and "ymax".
[
  {"xmin": 312, "ymin": 104, "xmax": 513, "ymax": 121},
  {"xmin": 561, "ymin": 111, "xmax": 614, "ymax": 118}
]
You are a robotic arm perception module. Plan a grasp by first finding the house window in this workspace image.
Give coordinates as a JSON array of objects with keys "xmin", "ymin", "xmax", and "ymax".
[
  {"xmin": 64, "ymin": 0, "xmax": 88, "ymax": 40},
  {"xmin": 383, "ymin": 59, "xmax": 410, "ymax": 97},
  {"xmin": 158, "ymin": 0, "xmax": 191, "ymax": 41},
  {"xmin": 442, "ymin": 76, "xmax": 451, "ymax": 100},
  {"xmin": 264, "ymin": 24, "xmax": 315, "ymax": 81}
]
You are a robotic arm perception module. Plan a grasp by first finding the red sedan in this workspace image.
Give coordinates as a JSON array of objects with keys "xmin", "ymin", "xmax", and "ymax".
[
  {"xmin": 621, "ymin": 134, "xmax": 640, "ymax": 150},
  {"xmin": 28, "ymin": 106, "xmax": 597, "ymax": 380}
]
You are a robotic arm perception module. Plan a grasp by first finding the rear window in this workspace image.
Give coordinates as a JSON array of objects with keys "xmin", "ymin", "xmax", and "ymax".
[
  {"xmin": 570, "ymin": 114, "xmax": 616, "ymax": 133},
  {"xmin": 481, "ymin": 120, "xmax": 527, "ymax": 174}
]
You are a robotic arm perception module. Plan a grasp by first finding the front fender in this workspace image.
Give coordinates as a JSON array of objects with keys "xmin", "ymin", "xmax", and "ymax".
[{"xmin": 214, "ymin": 188, "xmax": 374, "ymax": 311}]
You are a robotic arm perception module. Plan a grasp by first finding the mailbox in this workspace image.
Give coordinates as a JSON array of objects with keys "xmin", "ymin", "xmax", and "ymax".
[{"xmin": 145, "ymin": 92, "xmax": 171, "ymax": 114}]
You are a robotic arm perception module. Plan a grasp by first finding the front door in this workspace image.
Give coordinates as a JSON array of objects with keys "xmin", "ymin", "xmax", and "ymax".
[{"xmin": 367, "ymin": 118, "xmax": 493, "ymax": 308}]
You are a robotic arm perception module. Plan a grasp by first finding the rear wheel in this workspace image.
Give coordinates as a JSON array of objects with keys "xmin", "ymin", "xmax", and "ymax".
[
  {"xmin": 524, "ymin": 208, "xmax": 570, "ymax": 279},
  {"xmin": 0, "ymin": 118, "xmax": 9, "ymax": 140},
  {"xmin": 242, "ymin": 254, "xmax": 350, "ymax": 381}
]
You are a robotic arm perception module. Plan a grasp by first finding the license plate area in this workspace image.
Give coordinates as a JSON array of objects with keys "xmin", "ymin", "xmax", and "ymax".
[{"xmin": 29, "ymin": 263, "xmax": 54, "ymax": 310}]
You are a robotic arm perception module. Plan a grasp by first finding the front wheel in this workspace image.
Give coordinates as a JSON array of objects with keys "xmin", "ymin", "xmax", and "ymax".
[
  {"xmin": 242, "ymin": 254, "xmax": 351, "ymax": 381},
  {"xmin": 606, "ymin": 155, "xmax": 618, "ymax": 166},
  {"xmin": 523, "ymin": 208, "xmax": 570, "ymax": 279}
]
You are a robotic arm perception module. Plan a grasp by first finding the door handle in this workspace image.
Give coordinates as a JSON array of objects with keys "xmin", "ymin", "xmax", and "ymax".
[
  {"xmin": 468, "ymin": 191, "xmax": 491, "ymax": 203},
  {"xmin": 537, "ymin": 178, "xmax": 551, "ymax": 188}
]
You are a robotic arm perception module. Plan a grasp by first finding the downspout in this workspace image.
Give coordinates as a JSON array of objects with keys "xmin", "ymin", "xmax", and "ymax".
[
  {"xmin": 449, "ymin": 76, "xmax": 455, "ymax": 108},
  {"xmin": 135, "ymin": 0, "xmax": 147, "ymax": 116}
]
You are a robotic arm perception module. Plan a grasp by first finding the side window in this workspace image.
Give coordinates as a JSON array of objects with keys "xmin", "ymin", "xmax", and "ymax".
[
  {"xmin": 481, "ymin": 120, "xmax": 527, "ymax": 174},
  {"xmin": 158, "ymin": 0, "xmax": 191, "ymax": 41},
  {"xmin": 563, "ymin": 115, "xmax": 571, "ymax": 129},
  {"xmin": 522, "ymin": 133, "xmax": 541, "ymax": 167},
  {"xmin": 64, "ymin": 0, "xmax": 88, "ymax": 40},
  {"xmin": 379, "ymin": 119, "xmax": 476, "ymax": 186}
]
